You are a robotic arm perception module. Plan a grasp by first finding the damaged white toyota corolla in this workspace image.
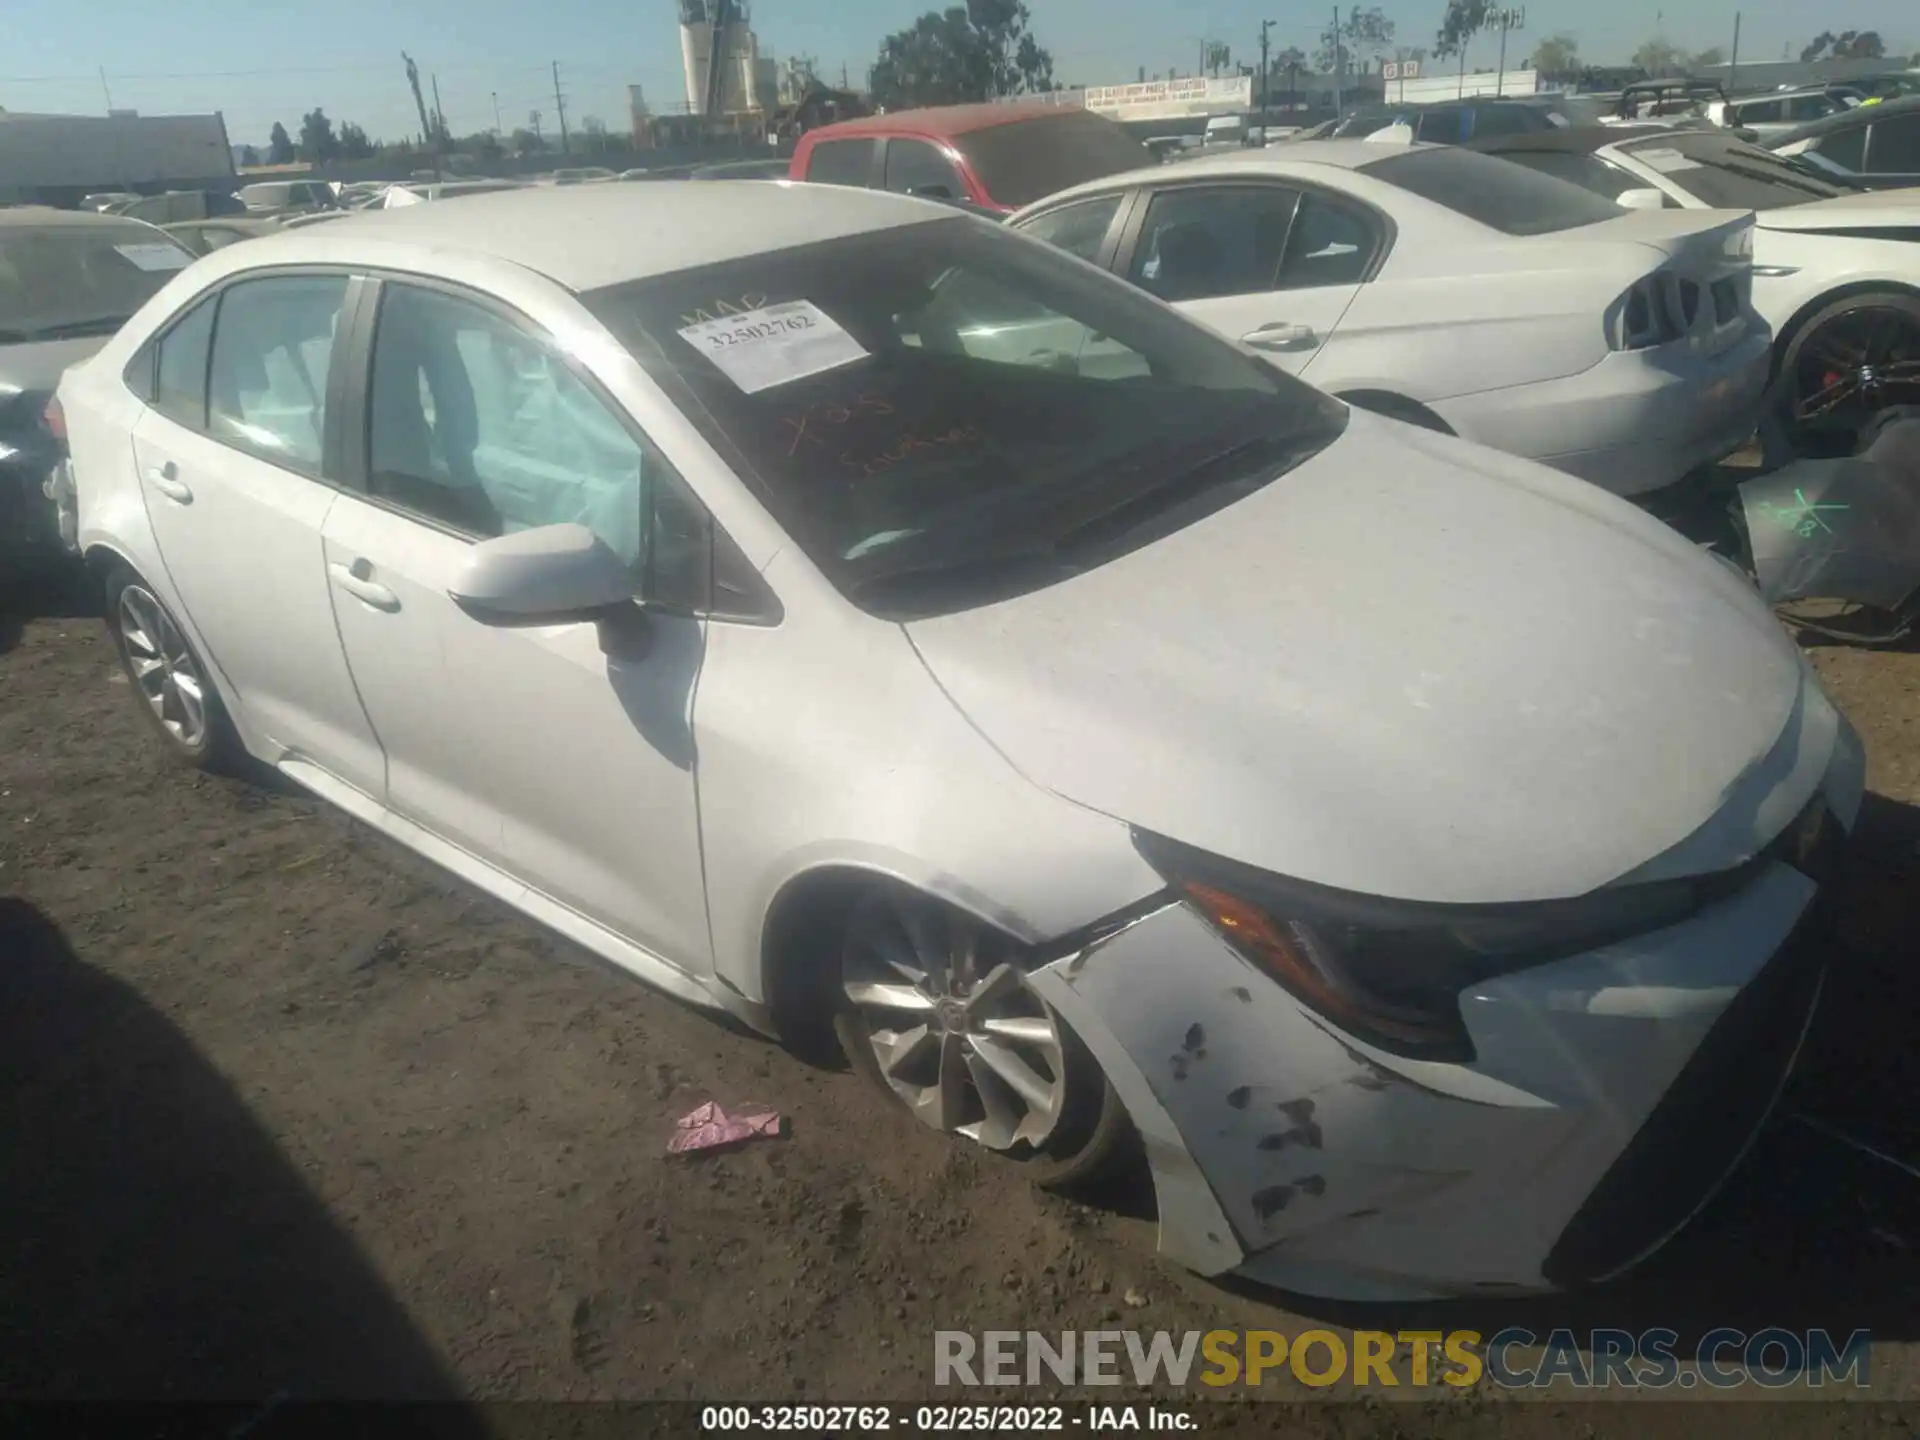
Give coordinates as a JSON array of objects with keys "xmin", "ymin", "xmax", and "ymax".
[{"xmin": 53, "ymin": 182, "xmax": 1863, "ymax": 1301}]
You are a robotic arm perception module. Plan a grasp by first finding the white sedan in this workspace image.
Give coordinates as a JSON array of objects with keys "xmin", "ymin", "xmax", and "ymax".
[
  {"xmin": 1469, "ymin": 124, "xmax": 1920, "ymax": 452},
  {"xmin": 1007, "ymin": 140, "xmax": 1772, "ymax": 499},
  {"xmin": 53, "ymin": 182, "xmax": 1862, "ymax": 1300}
]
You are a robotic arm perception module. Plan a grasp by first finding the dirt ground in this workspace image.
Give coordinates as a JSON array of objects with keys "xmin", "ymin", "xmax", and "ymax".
[{"xmin": 3, "ymin": 568, "xmax": 1920, "ymax": 1433}]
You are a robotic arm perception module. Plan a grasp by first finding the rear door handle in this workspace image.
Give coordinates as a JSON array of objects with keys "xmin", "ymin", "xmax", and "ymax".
[
  {"xmin": 328, "ymin": 561, "xmax": 400, "ymax": 612},
  {"xmin": 145, "ymin": 462, "xmax": 193, "ymax": 504},
  {"xmin": 1242, "ymin": 322, "xmax": 1319, "ymax": 353}
]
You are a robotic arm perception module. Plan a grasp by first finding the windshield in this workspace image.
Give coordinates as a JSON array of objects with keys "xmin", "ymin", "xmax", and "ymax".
[
  {"xmin": 0, "ymin": 226, "xmax": 193, "ymax": 339},
  {"xmin": 1359, "ymin": 146, "xmax": 1626, "ymax": 235},
  {"xmin": 954, "ymin": 112, "xmax": 1154, "ymax": 207},
  {"xmin": 1619, "ymin": 132, "xmax": 1847, "ymax": 208},
  {"xmin": 582, "ymin": 216, "xmax": 1346, "ymax": 618}
]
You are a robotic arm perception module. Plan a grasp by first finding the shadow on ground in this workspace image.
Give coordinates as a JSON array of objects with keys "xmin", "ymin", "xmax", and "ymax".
[
  {"xmin": 0, "ymin": 565, "xmax": 97, "ymax": 658},
  {"xmin": 1266, "ymin": 793, "xmax": 1920, "ymax": 1346},
  {"xmin": 0, "ymin": 897, "xmax": 489, "ymax": 1416}
]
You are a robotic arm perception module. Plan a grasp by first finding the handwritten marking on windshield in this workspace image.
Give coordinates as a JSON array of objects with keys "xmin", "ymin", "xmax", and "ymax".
[
  {"xmin": 1758, "ymin": 487, "xmax": 1848, "ymax": 538},
  {"xmin": 781, "ymin": 391, "xmax": 898, "ymax": 456},
  {"xmin": 841, "ymin": 423, "xmax": 984, "ymax": 477}
]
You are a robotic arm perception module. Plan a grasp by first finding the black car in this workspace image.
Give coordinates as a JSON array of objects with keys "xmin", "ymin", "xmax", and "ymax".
[{"xmin": 1764, "ymin": 94, "xmax": 1920, "ymax": 190}]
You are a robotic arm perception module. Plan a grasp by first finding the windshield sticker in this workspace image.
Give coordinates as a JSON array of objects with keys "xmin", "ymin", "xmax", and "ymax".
[
  {"xmin": 677, "ymin": 299, "xmax": 867, "ymax": 394},
  {"xmin": 114, "ymin": 242, "xmax": 194, "ymax": 272},
  {"xmin": 678, "ymin": 291, "xmax": 771, "ymax": 328},
  {"xmin": 1633, "ymin": 148, "xmax": 1704, "ymax": 174}
]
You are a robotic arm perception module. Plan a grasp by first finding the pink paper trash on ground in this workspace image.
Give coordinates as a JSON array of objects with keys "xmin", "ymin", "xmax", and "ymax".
[{"xmin": 667, "ymin": 1100, "xmax": 783, "ymax": 1155}]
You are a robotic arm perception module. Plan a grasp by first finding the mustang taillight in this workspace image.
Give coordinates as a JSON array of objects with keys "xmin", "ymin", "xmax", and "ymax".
[{"xmin": 1611, "ymin": 272, "xmax": 1691, "ymax": 351}]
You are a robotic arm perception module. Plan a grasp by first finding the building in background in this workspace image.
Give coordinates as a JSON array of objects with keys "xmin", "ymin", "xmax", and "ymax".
[{"xmin": 0, "ymin": 111, "xmax": 234, "ymax": 207}]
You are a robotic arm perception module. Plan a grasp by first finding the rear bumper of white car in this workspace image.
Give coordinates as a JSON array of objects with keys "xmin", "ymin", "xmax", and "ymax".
[
  {"xmin": 1030, "ymin": 708, "xmax": 1864, "ymax": 1302},
  {"xmin": 1431, "ymin": 329, "xmax": 1773, "ymax": 497}
]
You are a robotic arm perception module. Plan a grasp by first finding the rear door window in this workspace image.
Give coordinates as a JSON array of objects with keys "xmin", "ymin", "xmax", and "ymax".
[
  {"xmin": 883, "ymin": 139, "xmax": 965, "ymax": 199},
  {"xmin": 1865, "ymin": 115, "xmax": 1920, "ymax": 175},
  {"xmin": 154, "ymin": 296, "xmax": 217, "ymax": 429},
  {"xmin": 205, "ymin": 275, "xmax": 348, "ymax": 476},
  {"xmin": 806, "ymin": 138, "xmax": 879, "ymax": 186},
  {"xmin": 1276, "ymin": 194, "xmax": 1379, "ymax": 289},
  {"xmin": 1126, "ymin": 185, "xmax": 1303, "ymax": 302}
]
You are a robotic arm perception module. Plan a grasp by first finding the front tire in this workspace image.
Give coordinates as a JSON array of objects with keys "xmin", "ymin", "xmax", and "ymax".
[
  {"xmin": 831, "ymin": 886, "xmax": 1135, "ymax": 1194},
  {"xmin": 103, "ymin": 562, "xmax": 239, "ymax": 771}
]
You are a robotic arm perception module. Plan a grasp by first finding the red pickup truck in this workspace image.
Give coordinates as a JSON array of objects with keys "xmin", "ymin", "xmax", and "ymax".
[{"xmin": 788, "ymin": 102, "xmax": 1153, "ymax": 216}]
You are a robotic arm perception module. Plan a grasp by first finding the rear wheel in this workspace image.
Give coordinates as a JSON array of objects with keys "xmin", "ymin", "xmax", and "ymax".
[
  {"xmin": 1779, "ymin": 291, "xmax": 1920, "ymax": 456},
  {"xmin": 103, "ymin": 562, "xmax": 239, "ymax": 770},
  {"xmin": 832, "ymin": 886, "xmax": 1134, "ymax": 1193}
]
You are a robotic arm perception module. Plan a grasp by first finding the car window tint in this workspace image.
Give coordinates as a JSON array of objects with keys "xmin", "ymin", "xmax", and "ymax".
[
  {"xmin": 205, "ymin": 275, "xmax": 346, "ymax": 474},
  {"xmin": 1015, "ymin": 194, "xmax": 1123, "ymax": 263},
  {"xmin": 154, "ymin": 295, "xmax": 216, "ymax": 429},
  {"xmin": 1737, "ymin": 99, "xmax": 1783, "ymax": 123},
  {"xmin": 806, "ymin": 138, "xmax": 878, "ymax": 186},
  {"xmin": 0, "ymin": 226, "xmax": 191, "ymax": 334},
  {"xmin": 366, "ymin": 284, "xmax": 683, "ymax": 578},
  {"xmin": 1276, "ymin": 193, "xmax": 1376, "ymax": 289},
  {"xmin": 1866, "ymin": 115, "xmax": 1920, "ymax": 174},
  {"xmin": 1413, "ymin": 108, "xmax": 1463, "ymax": 143},
  {"xmin": 1812, "ymin": 124, "xmax": 1868, "ymax": 172},
  {"xmin": 1360, "ymin": 146, "xmax": 1625, "ymax": 235},
  {"xmin": 884, "ymin": 139, "xmax": 963, "ymax": 198},
  {"xmin": 1499, "ymin": 149, "xmax": 1650, "ymax": 201},
  {"xmin": 1623, "ymin": 132, "xmax": 1846, "ymax": 207},
  {"xmin": 1128, "ymin": 186, "xmax": 1302, "ymax": 301},
  {"xmin": 1788, "ymin": 94, "xmax": 1842, "ymax": 122},
  {"xmin": 953, "ymin": 111, "xmax": 1154, "ymax": 208}
]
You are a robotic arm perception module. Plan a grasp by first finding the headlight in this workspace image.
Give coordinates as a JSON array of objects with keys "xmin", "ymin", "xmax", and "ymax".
[{"xmin": 1132, "ymin": 830, "xmax": 1724, "ymax": 1062}]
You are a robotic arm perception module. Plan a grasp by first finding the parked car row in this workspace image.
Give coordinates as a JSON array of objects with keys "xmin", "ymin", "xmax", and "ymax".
[{"xmin": 31, "ymin": 177, "xmax": 1870, "ymax": 1308}]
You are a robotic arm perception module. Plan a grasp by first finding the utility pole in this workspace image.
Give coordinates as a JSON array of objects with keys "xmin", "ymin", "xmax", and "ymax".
[
  {"xmin": 492, "ymin": 90, "xmax": 503, "ymax": 133},
  {"xmin": 1490, "ymin": 7, "xmax": 1525, "ymax": 97},
  {"xmin": 1728, "ymin": 12, "xmax": 1742, "ymax": 96},
  {"xmin": 1259, "ymin": 19, "xmax": 1273, "ymax": 119},
  {"xmin": 98, "ymin": 66, "xmax": 115, "ymax": 113},
  {"xmin": 552, "ymin": 60, "xmax": 571, "ymax": 154},
  {"xmin": 431, "ymin": 73, "xmax": 446, "ymax": 143},
  {"xmin": 1331, "ymin": 6, "xmax": 1342, "ymax": 118},
  {"xmin": 402, "ymin": 52, "xmax": 442, "ymax": 175}
]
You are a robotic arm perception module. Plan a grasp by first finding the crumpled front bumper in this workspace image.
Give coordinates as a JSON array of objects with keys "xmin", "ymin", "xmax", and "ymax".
[{"xmin": 1029, "ymin": 710, "xmax": 1866, "ymax": 1302}]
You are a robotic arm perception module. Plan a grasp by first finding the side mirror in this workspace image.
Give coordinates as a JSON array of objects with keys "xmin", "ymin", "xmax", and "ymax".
[
  {"xmin": 1616, "ymin": 187, "xmax": 1669, "ymax": 211},
  {"xmin": 448, "ymin": 524, "xmax": 636, "ymax": 627}
]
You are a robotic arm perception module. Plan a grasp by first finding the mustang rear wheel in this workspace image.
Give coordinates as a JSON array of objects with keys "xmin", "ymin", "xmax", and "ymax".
[
  {"xmin": 833, "ymin": 886, "xmax": 1134, "ymax": 1192},
  {"xmin": 1780, "ymin": 292, "xmax": 1920, "ymax": 456}
]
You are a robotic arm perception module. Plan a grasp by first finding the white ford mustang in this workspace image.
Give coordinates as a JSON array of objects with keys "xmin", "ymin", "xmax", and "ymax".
[
  {"xmin": 50, "ymin": 182, "xmax": 1862, "ymax": 1301},
  {"xmin": 1468, "ymin": 124, "xmax": 1920, "ymax": 451},
  {"xmin": 1007, "ymin": 140, "xmax": 1772, "ymax": 499}
]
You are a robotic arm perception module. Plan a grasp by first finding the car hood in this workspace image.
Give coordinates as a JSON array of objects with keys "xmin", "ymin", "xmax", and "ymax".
[
  {"xmin": 0, "ymin": 335, "xmax": 114, "ymax": 396},
  {"xmin": 1758, "ymin": 189, "xmax": 1920, "ymax": 231},
  {"xmin": 904, "ymin": 412, "xmax": 1815, "ymax": 905}
]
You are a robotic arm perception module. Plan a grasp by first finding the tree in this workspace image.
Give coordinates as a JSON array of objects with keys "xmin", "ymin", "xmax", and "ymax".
[
  {"xmin": 510, "ymin": 127, "xmax": 545, "ymax": 153},
  {"xmin": 1316, "ymin": 6, "xmax": 1395, "ymax": 74},
  {"xmin": 1270, "ymin": 44, "xmax": 1308, "ymax": 78},
  {"xmin": 299, "ymin": 107, "xmax": 339, "ymax": 162},
  {"xmin": 1631, "ymin": 36, "xmax": 1683, "ymax": 75},
  {"xmin": 1531, "ymin": 33, "xmax": 1579, "ymax": 76},
  {"xmin": 239, "ymin": 143, "xmax": 259, "ymax": 167},
  {"xmin": 337, "ymin": 121, "xmax": 375, "ymax": 159},
  {"xmin": 1690, "ymin": 46, "xmax": 1726, "ymax": 67},
  {"xmin": 1801, "ymin": 30, "xmax": 1885, "ymax": 61},
  {"xmin": 869, "ymin": 0, "xmax": 1054, "ymax": 110},
  {"xmin": 1434, "ymin": 0, "xmax": 1491, "ymax": 62},
  {"xmin": 267, "ymin": 122, "xmax": 295, "ymax": 165},
  {"xmin": 1205, "ymin": 40, "xmax": 1232, "ymax": 76}
]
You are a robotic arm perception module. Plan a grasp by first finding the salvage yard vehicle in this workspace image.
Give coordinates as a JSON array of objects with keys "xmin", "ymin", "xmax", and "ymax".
[
  {"xmin": 162, "ymin": 216, "xmax": 283, "ymax": 257},
  {"xmin": 1009, "ymin": 140, "xmax": 1770, "ymax": 499},
  {"xmin": 380, "ymin": 179, "xmax": 525, "ymax": 208},
  {"xmin": 2, "ymin": 207, "xmax": 193, "ymax": 569},
  {"xmin": 54, "ymin": 183, "xmax": 1864, "ymax": 1301},
  {"xmin": 1768, "ymin": 94, "xmax": 1920, "ymax": 191},
  {"xmin": 791, "ymin": 102, "xmax": 1155, "ymax": 217},
  {"xmin": 1467, "ymin": 125, "xmax": 1920, "ymax": 452}
]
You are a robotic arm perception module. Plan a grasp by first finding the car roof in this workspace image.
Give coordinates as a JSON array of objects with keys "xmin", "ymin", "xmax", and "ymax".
[
  {"xmin": 802, "ymin": 101, "xmax": 1082, "ymax": 141},
  {"xmin": 1768, "ymin": 91, "xmax": 1920, "ymax": 147},
  {"xmin": 1020, "ymin": 139, "xmax": 1450, "ymax": 211},
  {"xmin": 209, "ymin": 181, "xmax": 948, "ymax": 291},
  {"xmin": 0, "ymin": 205, "xmax": 166, "ymax": 233}
]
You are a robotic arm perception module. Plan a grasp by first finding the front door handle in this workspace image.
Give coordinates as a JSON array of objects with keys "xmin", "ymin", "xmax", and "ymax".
[
  {"xmin": 1242, "ymin": 322, "xmax": 1320, "ymax": 353},
  {"xmin": 145, "ymin": 462, "xmax": 193, "ymax": 505},
  {"xmin": 328, "ymin": 560, "xmax": 400, "ymax": 612}
]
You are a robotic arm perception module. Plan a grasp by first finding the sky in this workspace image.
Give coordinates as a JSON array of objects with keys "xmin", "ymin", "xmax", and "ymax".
[{"xmin": 2, "ymin": 0, "xmax": 1913, "ymax": 149}]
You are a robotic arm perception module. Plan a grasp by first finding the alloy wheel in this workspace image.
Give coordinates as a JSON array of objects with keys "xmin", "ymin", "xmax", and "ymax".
[
  {"xmin": 841, "ymin": 894, "xmax": 1069, "ymax": 1152},
  {"xmin": 117, "ymin": 584, "xmax": 209, "ymax": 749},
  {"xmin": 1791, "ymin": 305, "xmax": 1920, "ymax": 440}
]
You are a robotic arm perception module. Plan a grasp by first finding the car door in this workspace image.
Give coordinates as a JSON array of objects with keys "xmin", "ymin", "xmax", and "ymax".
[
  {"xmin": 1119, "ymin": 182, "xmax": 1372, "ymax": 375},
  {"xmin": 320, "ymin": 275, "xmax": 714, "ymax": 974},
  {"xmin": 127, "ymin": 271, "xmax": 386, "ymax": 797}
]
